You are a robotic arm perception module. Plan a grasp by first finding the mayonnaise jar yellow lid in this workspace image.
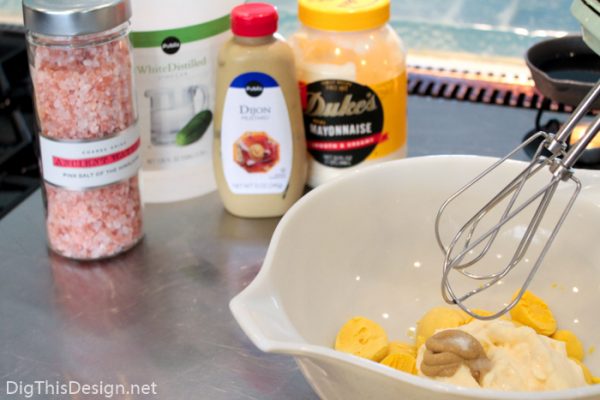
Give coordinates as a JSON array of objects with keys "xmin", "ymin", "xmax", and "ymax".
[{"xmin": 298, "ymin": 0, "xmax": 390, "ymax": 32}]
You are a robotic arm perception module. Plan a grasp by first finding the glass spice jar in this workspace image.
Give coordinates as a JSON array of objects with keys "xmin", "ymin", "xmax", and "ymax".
[{"xmin": 23, "ymin": 0, "xmax": 143, "ymax": 260}]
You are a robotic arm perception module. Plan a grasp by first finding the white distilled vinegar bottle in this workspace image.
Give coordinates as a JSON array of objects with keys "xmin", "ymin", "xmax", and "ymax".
[{"xmin": 131, "ymin": 0, "xmax": 241, "ymax": 202}]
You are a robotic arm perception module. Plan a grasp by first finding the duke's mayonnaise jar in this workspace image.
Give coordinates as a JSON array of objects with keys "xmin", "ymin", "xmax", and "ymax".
[{"xmin": 289, "ymin": 0, "xmax": 407, "ymax": 187}]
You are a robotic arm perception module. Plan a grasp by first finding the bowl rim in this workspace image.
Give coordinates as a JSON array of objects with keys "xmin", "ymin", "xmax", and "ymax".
[{"xmin": 231, "ymin": 155, "xmax": 600, "ymax": 399}]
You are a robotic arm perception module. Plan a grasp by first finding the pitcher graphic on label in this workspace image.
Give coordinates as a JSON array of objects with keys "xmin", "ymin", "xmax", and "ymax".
[{"xmin": 144, "ymin": 85, "xmax": 212, "ymax": 146}]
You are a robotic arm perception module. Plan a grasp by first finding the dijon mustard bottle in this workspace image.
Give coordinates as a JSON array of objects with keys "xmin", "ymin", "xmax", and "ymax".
[{"xmin": 213, "ymin": 3, "xmax": 307, "ymax": 218}]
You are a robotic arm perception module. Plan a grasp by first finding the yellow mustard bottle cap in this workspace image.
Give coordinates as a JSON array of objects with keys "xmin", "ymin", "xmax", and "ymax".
[{"xmin": 298, "ymin": 0, "xmax": 390, "ymax": 32}]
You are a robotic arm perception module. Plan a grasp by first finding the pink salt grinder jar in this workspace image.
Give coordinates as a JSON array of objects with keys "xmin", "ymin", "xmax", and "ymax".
[{"xmin": 23, "ymin": 0, "xmax": 144, "ymax": 260}]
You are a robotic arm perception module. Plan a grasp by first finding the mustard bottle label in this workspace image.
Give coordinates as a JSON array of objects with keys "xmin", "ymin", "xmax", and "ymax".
[
  {"xmin": 221, "ymin": 72, "xmax": 293, "ymax": 194},
  {"xmin": 302, "ymin": 74, "xmax": 407, "ymax": 168}
]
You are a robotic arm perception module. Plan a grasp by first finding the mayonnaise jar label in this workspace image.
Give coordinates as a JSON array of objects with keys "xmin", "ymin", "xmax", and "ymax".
[
  {"xmin": 301, "ymin": 75, "xmax": 407, "ymax": 168},
  {"xmin": 221, "ymin": 72, "xmax": 293, "ymax": 195}
]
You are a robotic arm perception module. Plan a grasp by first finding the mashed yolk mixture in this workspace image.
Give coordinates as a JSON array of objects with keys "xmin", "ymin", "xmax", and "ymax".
[{"xmin": 334, "ymin": 291, "xmax": 598, "ymax": 391}]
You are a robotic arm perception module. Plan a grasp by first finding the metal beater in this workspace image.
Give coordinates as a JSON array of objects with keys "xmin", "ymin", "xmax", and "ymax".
[{"xmin": 435, "ymin": 80, "xmax": 600, "ymax": 320}]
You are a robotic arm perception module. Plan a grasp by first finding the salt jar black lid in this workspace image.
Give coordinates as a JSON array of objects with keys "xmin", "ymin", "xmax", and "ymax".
[{"xmin": 23, "ymin": 0, "xmax": 132, "ymax": 36}]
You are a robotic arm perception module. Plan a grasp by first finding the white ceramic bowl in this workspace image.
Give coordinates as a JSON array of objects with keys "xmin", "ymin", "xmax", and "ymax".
[{"xmin": 230, "ymin": 155, "xmax": 600, "ymax": 400}]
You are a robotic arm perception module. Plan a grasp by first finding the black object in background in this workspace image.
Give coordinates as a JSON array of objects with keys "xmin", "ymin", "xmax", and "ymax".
[
  {"xmin": 526, "ymin": 35, "xmax": 600, "ymax": 109},
  {"xmin": 523, "ymin": 35, "xmax": 600, "ymax": 169},
  {"xmin": 0, "ymin": 28, "xmax": 38, "ymax": 219}
]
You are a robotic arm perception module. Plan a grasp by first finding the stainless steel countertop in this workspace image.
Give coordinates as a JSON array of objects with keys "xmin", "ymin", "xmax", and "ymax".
[{"xmin": 0, "ymin": 97, "xmax": 540, "ymax": 399}]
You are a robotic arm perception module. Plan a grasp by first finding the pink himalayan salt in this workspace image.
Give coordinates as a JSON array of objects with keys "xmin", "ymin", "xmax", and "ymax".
[
  {"xmin": 32, "ymin": 37, "xmax": 135, "ymax": 140},
  {"xmin": 45, "ymin": 177, "xmax": 142, "ymax": 259},
  {"xmin": 33, "ymin": 35, "xmax": 142, "ymax": 259}
]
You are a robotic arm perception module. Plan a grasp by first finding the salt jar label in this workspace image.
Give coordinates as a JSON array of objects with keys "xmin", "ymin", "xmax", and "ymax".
[
  {"xmin": 39, "ymin": 126, "xmax": 141, "ymax": 189},
  {"xmin": 221, "ymin": 72, "xmax": 293, "ymax": 195}
]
